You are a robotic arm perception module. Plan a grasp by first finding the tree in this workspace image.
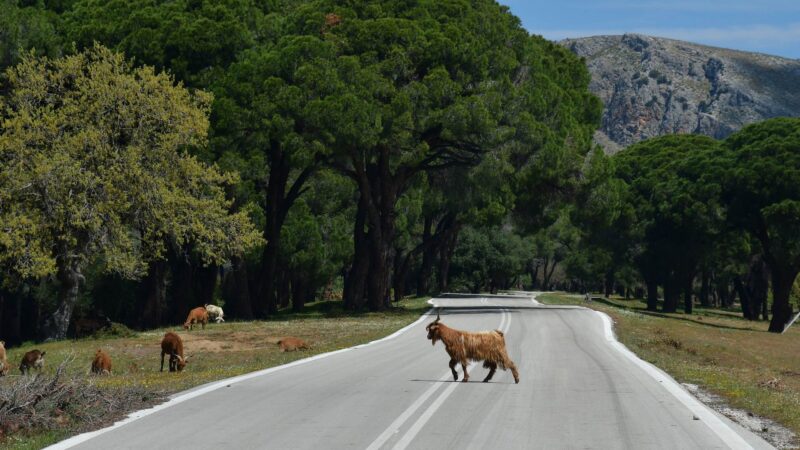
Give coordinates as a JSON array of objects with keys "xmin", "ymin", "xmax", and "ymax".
[
  {"xmin": 0, "ymin": 45, "xmax": 261, "ymax": 339},
  {"xmin": 63, "ymin": 0, "xmax": 264, "ymax": 87},
  {"xmin": 723, "ymin": 117, "xmax": 800, "ymax": 332},
  {"xmin": 0, "ymin": 1, "xmax": 62, "ymax": 72},
  {"xmin": 613, "ymin": 135, "xmax": 724, "ymax": 313},
  {"xmin": 307, "ymin": 0, "xmax": 600, "ymax": 310},
  {"xmin": 211, "ymin": 32, "xmax": 337, "ymax": 315}
]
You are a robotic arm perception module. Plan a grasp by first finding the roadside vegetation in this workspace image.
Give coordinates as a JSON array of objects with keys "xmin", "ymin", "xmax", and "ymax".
[
  {"xmin": 538, "ymin": 292, "xmax": 800, "ymax": 445},
  {"xmin": 0, "ymin": 297, "xmax": 431, "ymax": 449}
]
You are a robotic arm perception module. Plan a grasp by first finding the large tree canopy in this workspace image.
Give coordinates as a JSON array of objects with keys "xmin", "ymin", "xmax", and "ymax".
[
  {"xmin": 0, "ymin": 45, "xmax": 261, "ymax": 339},
  {"xmin": 723, "ymin": 117, "xmax": 800, "ymax": 331},
  {"xmin": 299, "ymin": 0, "xmax": 600, "ymax": 309},
  {"xmin": 613, "ymin": 134, "xmax": 724, "ymax": 313}
]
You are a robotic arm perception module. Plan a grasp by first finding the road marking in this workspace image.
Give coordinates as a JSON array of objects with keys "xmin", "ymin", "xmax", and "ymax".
[
  {"xmin": 46, "ymin": 308, "xmax": 437, "ymax": 450},
  {"xmin": 389, "ymin": 303, "xmax": 511, "ymax": 450},
  {"xmin": 364, "ymin": 369, "xmax": 453, "ymax": 450},
  {"xmin": 595, "ymin": 310, "xmax": 753, "ymax": 450}
]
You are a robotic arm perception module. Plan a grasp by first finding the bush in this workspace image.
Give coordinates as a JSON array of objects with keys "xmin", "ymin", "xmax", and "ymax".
[{"xmin": 0, "ymin": 358, "xmax": 164, "ymax": 439}]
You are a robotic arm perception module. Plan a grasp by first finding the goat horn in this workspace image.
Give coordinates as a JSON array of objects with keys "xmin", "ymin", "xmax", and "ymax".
[{"xmin": 435, "ymin": 309, "xmax": 441, "ymax": 323}]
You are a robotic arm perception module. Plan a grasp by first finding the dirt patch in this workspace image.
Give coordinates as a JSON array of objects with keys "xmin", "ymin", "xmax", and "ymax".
[
  {"xmin": 683, "ymin": 383, "xmax": 797, "ymax": 449},
  {"xmin": 180, "ymin": 332, "xmax": 283, "ymax": 353}
]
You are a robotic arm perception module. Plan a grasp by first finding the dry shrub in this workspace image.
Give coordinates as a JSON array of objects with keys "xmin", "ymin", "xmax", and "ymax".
[{"xmin": 0, "ymin": 357, "xmax": 164, "ymax": 438}]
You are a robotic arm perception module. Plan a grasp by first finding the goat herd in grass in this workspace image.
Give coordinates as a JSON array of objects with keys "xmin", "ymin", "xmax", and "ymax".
[
  {"xmin": 0, "ymin": 303, "xmax": 311, "ymax": 377},
  {"xmin": 0, "ymin": 306, "xmax": 521, "ymax": 385}
]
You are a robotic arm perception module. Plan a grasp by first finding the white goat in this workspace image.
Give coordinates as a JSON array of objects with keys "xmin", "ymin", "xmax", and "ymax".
[{"xmin": 204, "ymin": 304, "xmax": 225, "ymax": 323}]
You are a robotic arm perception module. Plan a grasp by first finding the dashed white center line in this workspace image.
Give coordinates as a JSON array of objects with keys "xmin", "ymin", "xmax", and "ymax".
[{"xmin": 381, "ymin": 300, "xmax": 511, "ymax": 450}]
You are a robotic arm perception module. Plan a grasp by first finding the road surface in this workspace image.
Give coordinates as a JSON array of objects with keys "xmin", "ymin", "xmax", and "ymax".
[{"xmin": 54, "ymin": 294, "xmax": 772, "ymax": 450}]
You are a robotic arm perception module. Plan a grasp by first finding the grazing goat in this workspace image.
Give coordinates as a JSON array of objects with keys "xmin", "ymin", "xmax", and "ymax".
[
  {"xmin": 160, "ymin": 332, "xmax": 189, "ymax": 372},
  {"xmin": 0, "ymin": 341, "xmax": 8, "ymax": 376},
  {"xmin": 19, "ymin": 350, "xmax": 46, "ymax": 375},
  {"xmin": 183, "ymin": 306, "xmax": 209, "ymax": 331},
  {"xmin": 204, "ymin": 304, "xmax": 225, "ymax": 323},
  {"xmin": 426, "ymin": 313, "xmax": 520, "ymax": 384},
  {"xmin": 91, "ymin": 349, "xmax": 112, "ymax": 375},
  {"xmin": 277, "ymin": 337, "xmax": 308, "ymax": 352}
]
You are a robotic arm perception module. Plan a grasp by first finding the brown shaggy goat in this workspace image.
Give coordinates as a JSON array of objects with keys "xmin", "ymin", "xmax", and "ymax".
[
  {"xmin": 183, "ymin": 306, "xmax": 209, "ymax": 331},
  {"xmin": 20, "ymin": 349, "xmax": 46, "ymax": 375},
  {"xmin": 277, "ymin": 337, "xmax": 308, "ymax": 352},
  {"xmin": 91, "ymin": 349, "xmax": 112, "ymax": 375},
  {"xmin": 160, "ymin": 332, "xmax": 189, "ymax": 372},
  {"xmin": 426, "ymin": 314, "xmax": 519, "ymax": 384},
  {"xmin": 0, "ymin": 341, "xmax": 8, "ymax": 376}
]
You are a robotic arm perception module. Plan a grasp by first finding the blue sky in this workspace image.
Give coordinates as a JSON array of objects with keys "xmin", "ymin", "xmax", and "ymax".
[{"xmin": 499, "ymin": 1, "xmax": 800, "ymax": 59}]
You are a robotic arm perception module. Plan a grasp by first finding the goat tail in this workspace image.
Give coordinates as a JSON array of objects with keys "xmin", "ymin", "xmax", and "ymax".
[{"xmin": 494, "ymin": 330, "xmax": 504, "ymax": 337}]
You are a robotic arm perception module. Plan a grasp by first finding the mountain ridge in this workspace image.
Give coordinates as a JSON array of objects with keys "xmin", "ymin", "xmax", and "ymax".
[{"xmin": 560, "ymin": 34, "xmax": 800, "ymax": 153}]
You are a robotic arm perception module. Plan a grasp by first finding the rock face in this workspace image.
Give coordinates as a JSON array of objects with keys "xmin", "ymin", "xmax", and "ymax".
[{"xmin": 561, "ymin": 34, "xmax": 800, "ymax": 152}]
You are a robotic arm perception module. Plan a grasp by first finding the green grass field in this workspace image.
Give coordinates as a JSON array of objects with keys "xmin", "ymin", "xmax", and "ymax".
[
  {"xmin": 538, "ymin": 292, "xmax": 800, "ymax": 445},
  {"xmin": 0, "ymin": 297, "xmax": 432, "ymax": 449}
]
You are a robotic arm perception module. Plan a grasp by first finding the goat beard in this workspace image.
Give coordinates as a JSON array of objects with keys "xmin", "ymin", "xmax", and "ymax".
[{"xmin": 430, "ymin": 335, "xmax": 439, "ymax": 346}]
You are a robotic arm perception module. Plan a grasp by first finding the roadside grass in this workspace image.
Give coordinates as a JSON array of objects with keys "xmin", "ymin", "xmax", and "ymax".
[
  {"xmin": 538, "ymin": 292, "xmax": 800, "ymax": 444},
  {"xmin": 0, "ymin": 297, "xmax": 432, "ymax": 449}
]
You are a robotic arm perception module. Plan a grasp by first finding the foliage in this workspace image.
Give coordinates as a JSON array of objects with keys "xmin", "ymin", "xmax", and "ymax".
[
  {"xmin": 0, "ymin": 1, "xmax": 62, "ymax": 72},
  {"xmin": 63, "ymin": 0, "xmax": 272, "ymax": 87},
  {"xmin": 0, "ymin": 45, "xmax": 261, "ymax": 338},
  {"xmin": 722, "ymin": 117, "xmax": 800, "ymax": 330},
  {"xmin": 450, "ymin": 225, "xmax": 527, "ymax": 293}
]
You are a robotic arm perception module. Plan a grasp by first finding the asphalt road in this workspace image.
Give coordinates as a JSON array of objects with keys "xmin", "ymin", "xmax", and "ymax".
[{"xmin": 56, "ymin": 294, "xmax": 773, "ymax": 450}]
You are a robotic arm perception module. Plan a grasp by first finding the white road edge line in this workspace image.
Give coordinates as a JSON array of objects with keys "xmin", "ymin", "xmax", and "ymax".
[
  {"xmin": 390, "ymin": 301, "xmax": 512, "ymax": 450},
  {"xmin": 512, "ymin": 291, "xmax": 752, "ymax": 449},
  {"xmin": 595, "ymin": 309, "xmax": 753, "ymax": 450},
  {"xmin": 45, "ymin": 308, "xmax": 436, "ymax": 450}
]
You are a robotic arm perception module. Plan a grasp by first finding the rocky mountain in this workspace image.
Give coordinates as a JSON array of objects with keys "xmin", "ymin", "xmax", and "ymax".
[{"xmin": 561, "ymin": 34, "xmax": 800, "ymax": 153}]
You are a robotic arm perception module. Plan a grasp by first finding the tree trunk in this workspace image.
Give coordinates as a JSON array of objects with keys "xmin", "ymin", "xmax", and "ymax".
[
  {"xmin": 257, "ymin": 146, "xmax": 316, "ymax": 317},
  {"xmin": 768, "ymin": 268, "xmax": 798, "ymax": 332},
  {"xmin": 258, "ymin": 158, "xmax": 286, "ymax": 316},
  {"xmin": 416, "ymin": 216, "xmax": 435, "ymax": 297},
  {"xmin": 196, "ymin": 264, "xmax": 218, "ymax": 310},
  {"xmin": 529, "ymin": 261, "xmax": 540, "ymax": 290},
  {"xmin": 344, "ymin": 196, "xmax": 369, "ymax": 310},
  {"xmin": 751, "ymin": 257, "xmax": 769, "ymax": 321},
  {"xmin": 43, "ymin": 262, "xmax": 83, "ymax": 340},
  {"xmin": 170, "ymin": 251, "xmax": 194, "ymax": 324},
  {"xmin": 0, "ymin": 291, "xmax": 22, "ymax": 346},
  {"xmin": 734, "ymin": 275, "xmax": 754, "ymax": 320},
  {"xmin": 543, "ymin": 259, "xmax": 558, "ymax": 291},
  {"xmin": 683, "ymin": 275, "xmax": 693, "ymax": 315},
  {"xmin": 225, "ymin": 256, "xmax": 254, "ymax": 320},
  {"xmin": 353, "ymin": 147, "xmax": 399, "ymax": 311},
  {"xmin": 699, "ymin": 271, "xmax": 710, "ymax": 307},
  {"xmin": 291, "ymin": 277, "xmax": 307, "ymax": 312},
  {"xmin": 142, "ymin": 260, "xmax": 168, "ymax": 329},
  {"xmin": 604, "ymin": 271, "xmax": 614, "ymax": 298},
  {"xmin": 437, "ymin": 224, "xmax": 459, "ymax": 293},
  {"xmin": 394, "ymin": 249, "xmax": 413, "ymax": 302},
  {"xmin": 278, "ymin": 269, "xmax": 291, "ymax": 309},
  {"xmin": 662, "ymin": 278, "xmax": 678, "ymax": 313}
]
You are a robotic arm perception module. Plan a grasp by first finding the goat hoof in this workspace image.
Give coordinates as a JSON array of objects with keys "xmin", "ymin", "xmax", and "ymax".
[{"xmin": 461, "ymin": 379, "xmax": 469, "ymax": 383}]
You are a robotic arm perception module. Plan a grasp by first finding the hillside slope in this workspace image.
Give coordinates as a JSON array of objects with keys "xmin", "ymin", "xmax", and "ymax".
[{"xmin": 561, "ymin": 34, "xmax": 800, "ymax": 152}]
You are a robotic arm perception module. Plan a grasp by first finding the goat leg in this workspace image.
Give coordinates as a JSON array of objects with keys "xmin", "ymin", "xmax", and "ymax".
[
  {"xmin": 483, "ymin": 362, "xmax": 497, "ymax": 382},
  {"xmin": 461, "ymin": 360, "xmax": 469, "ymax": 382},
  {"xmin": 160, "ymin": 352, "xmax": 165, "ymax": 372},
  {"xmin": 449, "ymin": 358, "xmax": 458, "ymax": 381}
]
